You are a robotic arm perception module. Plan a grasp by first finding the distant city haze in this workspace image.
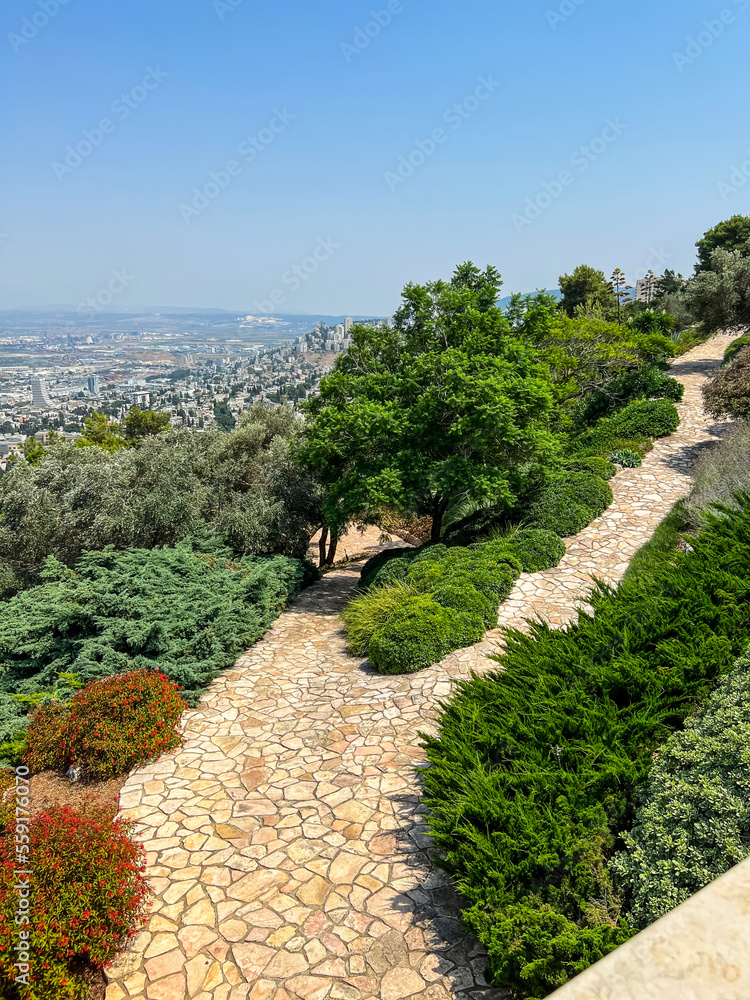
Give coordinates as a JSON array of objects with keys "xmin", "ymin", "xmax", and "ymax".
[{"xmin": 3, "ymin": 0, "xmax": 749, "ymax": 313}]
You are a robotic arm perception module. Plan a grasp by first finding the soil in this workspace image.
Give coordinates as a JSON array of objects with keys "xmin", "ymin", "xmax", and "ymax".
[{"xmin": 29, "ymin": 770, "xmax": 125, "ymax": 815}]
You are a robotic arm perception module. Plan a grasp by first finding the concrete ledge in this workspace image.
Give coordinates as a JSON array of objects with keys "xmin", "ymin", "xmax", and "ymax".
[{"xmin": 547, "ymin": 857, "xmax": 750, "ymax": 999}]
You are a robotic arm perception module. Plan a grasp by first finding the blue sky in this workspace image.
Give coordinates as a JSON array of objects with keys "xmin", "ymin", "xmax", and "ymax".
[{"xmin": 2, "ymin": 0, "xmax": 749, "ymax": 314}]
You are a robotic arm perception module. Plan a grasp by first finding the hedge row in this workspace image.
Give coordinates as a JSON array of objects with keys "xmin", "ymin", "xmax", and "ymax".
[
  {"xmin": 611, "ymin": 648, "xmax": 750, "ymax": 928},
  {"xmin": 347, "ymin": 531, "xmax": 565, "ymax": 674},
  {"xmin": 421, "ymin": 492, "xmax": 750, "ymax": 999}
]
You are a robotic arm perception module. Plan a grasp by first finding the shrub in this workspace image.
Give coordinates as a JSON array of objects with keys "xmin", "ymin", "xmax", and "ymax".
[
  {"xmin": 564, "ymin": 457, "xmax": 617, "ymax": 480},
  {"xmin": 684, "ymin": 421, "xmax": 750, "ymax": 528},
  {"xmin": 341, "ymin": 581, "xmax": 419, "ymax": 657},
  {"xmin": 24, "ymin": 670, "xmax": 187, "ymax": 780},
  {"xmin": 0, "ymin": 770, "xmax": 15, "ymax": 831},
  {"xmin": 702, "ymin": 345, "xmax": 750, "ymax": 419},
  {"xmin": 608, "ymin": 448, "xmax": 642, "ymax": 468},
  {"xmin": 508, "ymin": 529, "xmax": 566, "ymax": 573},
  {"xmin": 623, "ymin": 501, "xmax": 689, "ymax": 588},
  {"xmin": 571, "ymin": 400, "xmax": 680, "ymax": 457},
  {"xmin": 369, "ymin": 596, "xmax": 485, "ymax": 674},
  {"xmin": 432, "ymin": 583, "xmax": 499, "ymax": 629},
  {"xmin": 0, "ymin": 803, "xmax": 149, "ymax": 999},
  {"xmin": 527, "ymin": 473, "xmax": 613, "ymax": 537},
  {"xmin": 575, "ymin": 365, "xmax": 683, "ymax": 427},
  {"xmin": 723, "ymin": 335, "xmax": 750, "ymax": 366},
  {"xmin": 364, "ymin": 553, "xmax": 416, "ymax": 590},
  {"xmin": 612, "ymin": 649, "xmax": 750, "ymax": 928},
  {"xmin": 0, "ymin": 539, "xmax": 309, "ymax": 720},
  {"xmin": 359, "ymin": 547, "xmax": 412, "ymax": 590},
  {"xmin": 422, "ymin": 493, "xmax": 750, "ymax": 998}
]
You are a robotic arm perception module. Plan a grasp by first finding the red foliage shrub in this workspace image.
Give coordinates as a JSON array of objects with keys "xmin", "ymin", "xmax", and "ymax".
[
  {"xmin": 24, "ymin": 670, "xmax": 187, "ymax": 779},
  {"xmin": 0, "ymin": 802, "xmax": 149, "ymax": 999}
]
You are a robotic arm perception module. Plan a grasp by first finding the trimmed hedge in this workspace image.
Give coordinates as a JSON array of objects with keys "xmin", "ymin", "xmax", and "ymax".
[
  {"xmin": 611, "ymin": 649, "xmax": 750, "ymax": 929},
  {"xmin": 564, "ymin": 457, "xmax": 617, "ymax": 480},
  {"xmin": 527, "ymin": 472, "xmax": 613, "ymax": 537},
  {"xmin": 422, "ymin": 493, "xmax": 750, "ymax": 999},
  {"xmin": 571, "ymin": 399, "xmax": 680, "ymax": 457},
  {"xmin": 508, "ymin": 529, "xmax": 566, "ymax": 573},
  {"xmin": 575, "ymin": 365, "xmax": 684, "ymax": 427},
  {"xmin": 359, "ymin": 547, "xmax": 412, "ymax": 590},
  {"xmin": 369, "ymin": 596, "xmax": 485, "ymax": 675}
]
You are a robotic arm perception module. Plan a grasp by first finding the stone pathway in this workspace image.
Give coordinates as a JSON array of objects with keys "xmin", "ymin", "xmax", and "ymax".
[{"xmin": 106, "ymin": 333, "xmax": 735, "ymax": 1000}]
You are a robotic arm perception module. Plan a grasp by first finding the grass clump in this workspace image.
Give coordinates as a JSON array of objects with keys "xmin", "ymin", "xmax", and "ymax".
[{"xmin": 341, "ymin": 581, "xmax": 419, "ymax": 656}]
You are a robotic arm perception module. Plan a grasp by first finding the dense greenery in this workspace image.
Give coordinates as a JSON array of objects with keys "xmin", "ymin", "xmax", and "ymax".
[
  {"xmin": 422, "ymin": 495, "xmax": 750, "ymax": 999},
  {"xmin": 695, "ymin": 214, "xmax": 750, "ymax": 271},
  {"xmin": 526, "ymin": 472, "xmax": 613, "ymax": 537},
  {"xmin": 611, "ymin": 649, "xmax": 750, "ymax": 928},
  {"xmin": 0, "ymin": 538, "xmax": 313, "ymax": 761},
  {"xmin": 302, "ymin": 264, "xmax": 558, "ymax": 542},
  {"xmin": 702, "ymin": 344, "xmax": 750, "ymax": 419},
  {"xmin": 0, "ymin": 405, "xmax": 322, "ymax": 572}
]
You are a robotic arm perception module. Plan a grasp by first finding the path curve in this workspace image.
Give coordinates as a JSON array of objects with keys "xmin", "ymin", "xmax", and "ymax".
[{"xmin": 106, "ymin": 333, "xmax": 735, "ymax": 1000}]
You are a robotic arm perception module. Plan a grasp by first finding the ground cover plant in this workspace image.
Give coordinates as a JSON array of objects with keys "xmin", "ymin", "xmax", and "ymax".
[
  {"xmin": 0, "ymin": 801, "xmax": 149, "ymax": 999},
  {"xmin": 611, "ymin": 648, "xmax": 750, "ymax": 929},
  {"xmin": 0, "ymin": 538, "xmax": 313, "ymax": 762},
  {"xmin": 421, "ymin": 493, "xmax": 750, "ymax": 999},
  {"xmin": 684, "ymin": 421, "xmax": 750, "ymax": 528}
]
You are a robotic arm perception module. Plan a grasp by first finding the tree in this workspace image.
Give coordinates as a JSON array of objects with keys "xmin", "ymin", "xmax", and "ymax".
[
  {"xmin": 687, "ymin": 244, "xmax": 750, "ymax": 331},
  {"xmin": 301, "ymin": 263, "xmax": 558, "ymax": 543},
  {"xmin": 702, "ymin": 346, "xmax": 750, "ymax": 419},
  {"xmin": 610, "ymin": 268, "xmax": 632, "ymax": 322},
  {"xmin": 123, "ymin": 406, "xmax": 171, "ymax": 441},
  {"xmin": 558, "ymin": 265, "xmax": 617, "ymax": 318},
  {"xmin": 213, "ymin": 400, "xmax": 237, "ymax": 432},
  {"xmin": 696, "ymin": 215, "xmax": 750, "ymax": 272},
  {"xmin": 75, "ymin": 412, "xmax": 127, "ymax": 453}
]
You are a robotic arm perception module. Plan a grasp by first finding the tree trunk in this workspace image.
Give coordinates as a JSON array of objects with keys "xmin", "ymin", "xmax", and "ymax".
[
  {"xmin": 431, "ymin": 499, "xmax": 448, "ymax": 544},
  {"xmin": 325, "ymin": 529, "xmax": 339, "ymax": 566},
  {"xmin": 318, "ymin": 526, "xmax": 329, "ymax": 568}
]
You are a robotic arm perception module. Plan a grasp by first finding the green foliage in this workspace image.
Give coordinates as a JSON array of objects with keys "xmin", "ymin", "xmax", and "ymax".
[
  {"xmin": 558, "ymin": 265, "xmax": 617, "ymax": 319},
  {"xmin": 571, "ymin": 399, "xmax": 680, "ymax": 456},
  {"xmin": 359, "ymin": 548, "xmax": 414, "ymax": 590},
  {"xmin": 611, "ymin": 650, "xmax": 750, "ymax": 928},
  {"xmin": 123, "ymin": 406, "xmax": 171, "ymax": 440},
  {"xmin": 723, "ymin": 335, "xmax": 750, "ymax": 366},
  {"xmin": 0, "ymin": 405, "xmax": 323, "ymax": 568},
  {"xmin": 302, "ymin": 263, "xmax": 558, "ymax": 541},
  {"xmin": 695, "ymin": 215, "xmax": 750, "ymax": 272},
  {"xmin": 684, "ymin": 422, "xmax": 750, "ymax": 528},
  {"xmin": 628, "ymin": 310, "xmax": 677, "ymax": 336},
  {"xmin": 622, "ymin": 501, "xmax": 689, "ymax": 588},
  {"xmin": 563, "ymin": 457, "xmax": 617, "ymax": 480},
  {"xmin": 0, "ymin": 539, "xmax": 310, "ymax": 738},
  {"xmin": 527, "ymin": 472, "xmax": 613, "ymax": 537},
  {"xmin": 608, "ymin": 449, "xmax": 642, "ymax": 468},
  {"xmin": 23, "ymin": 670, "xmax": 187, "ymax": 779},
  {"xmin": 574, "ymin": 365, "xmax": 683, "ymax": 428},
  {"xmin": 431, "ymin": 583, "xmax": 499, "ymax": 629},
  {"xmin": 369, "ymin": 596, "xmax": 485, "ymax": 675},
  {"xmin": 702, "ymin": 344, "xmax": 750, "ymax": 419},
  {"xmin": 213, "ymin": 399, "xmax": 237, "ymax": 432},
  {"xmin": 76, "ymin": 411, "xmax": 128, "ymax": 453},
  {"xmin": 508, "ymin": 529, "xmax": 566, "ymax": 573},
  {"xmin": 341, "ymin": 581, "xmax": 419, "ymax": 656},
  {"xmin": 688, "ymin": 243, "xmax": 750, "ymax": 331},
  {"xmin": 422, "ymin": 494, "xmax": 750, "ymax": 998}
]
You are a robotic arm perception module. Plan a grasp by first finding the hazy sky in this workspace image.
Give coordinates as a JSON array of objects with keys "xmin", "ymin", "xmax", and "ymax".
[{"xmin": 2, "ymin": 0, "xmax": 749, "ymax": 314}]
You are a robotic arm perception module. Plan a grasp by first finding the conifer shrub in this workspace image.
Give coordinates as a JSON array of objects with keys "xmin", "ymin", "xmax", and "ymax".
[
  {"xmin": 422, "ymin": 494, "xmax": 750, "ymax": 999},
  {"xmin": 431, "ymin": 583, "xmax": 499, "ymax": 629},
  {"xmin": 564, "ymin": 457, "xmax": 617, "ymax": 480},
  {"xmin": 0, "ymin": 802, "xmax": 149, "ymax": 1000},
  {"xmin": 23, "ymin": 670, "xmax": 187, "ymax": 780},
  {"xmin": 508, "ymin": 529, "xmax": 566, "ymax": 572},
  {"xmin": 369, "ymin": 596, "xmax": 485, "ymax": 674},
  {"xmin": 527, "ymin": 473, "xmax": 613, "ymax": 537},
  {"xmin": 611, "ymin": 650, "xmax": 750, "ymax": 928}
]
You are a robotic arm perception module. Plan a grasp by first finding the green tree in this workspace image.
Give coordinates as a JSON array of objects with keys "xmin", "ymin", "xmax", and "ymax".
[
  {"xmin": 559, "ymin": 265, "xmax": 617, "ymax": 318},
  {"xmin": 695, "ymin": 215, "xmax": 750, "ymax": 272},
  {"xmin": 75, "ymin": 412, "xmax": 127, "ymax": 453},
  {"xmin": 213, "ymin": 400, "xmax": 237, "ymax": 432},
  {"xmin": 688, "ymin": 244, "xmax": 750, "ymax": 331},
  {"xmin": 302, "ymin": 263, "xmax": 558, "ymax": 543},
  {"xmin": 123, "ymin": 406, "xmax": 171, "ymax": 441}
]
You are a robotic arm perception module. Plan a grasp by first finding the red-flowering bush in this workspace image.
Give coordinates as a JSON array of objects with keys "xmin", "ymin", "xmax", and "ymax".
[
  {"xmin": 24, "ymin": 670, "xmax": 187, "ymax": 779},
  {"xmin": 0, "ymin": 802, "xmax": 149, "ymax": 999}
]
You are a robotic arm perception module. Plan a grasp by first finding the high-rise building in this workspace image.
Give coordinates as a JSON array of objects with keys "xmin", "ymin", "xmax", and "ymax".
[
  {"xmin": 344, "ymin": 317, "xmax": 353, "ymax": 335},
  {"xmin": 88, "ymin": 375, "xmax": 101, "ymax": 394},
  {"xmin": 31, "ymin": 379, "xmax": 52, "ymax": 408}
]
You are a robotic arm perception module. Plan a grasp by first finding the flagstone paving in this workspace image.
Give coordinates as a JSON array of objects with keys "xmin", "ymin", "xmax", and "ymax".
[{"xmin": 106, "ymin": 333, "xmax": 736, "ymax": 1000}]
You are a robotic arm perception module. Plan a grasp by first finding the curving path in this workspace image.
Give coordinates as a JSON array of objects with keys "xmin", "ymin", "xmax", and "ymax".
[{"xmin": 106, "ymin": 333, "xmax": 735, "ymax": 1000}]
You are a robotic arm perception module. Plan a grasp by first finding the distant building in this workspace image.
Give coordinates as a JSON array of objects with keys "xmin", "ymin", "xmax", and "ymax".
[
  {"xmin": 88, "ymin": 375, "xmax": 101, "ymax": 394},
  {"xmin": 131, "ymin": 391, "xmax": 150, "ymax": 406},
  {"xmin": 31, "ymin": 379, "xmax": 52, "ymax": 408},
  {"xmin": 344, "ymin": 317, "xmax": 353, "ymax": 335}
]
